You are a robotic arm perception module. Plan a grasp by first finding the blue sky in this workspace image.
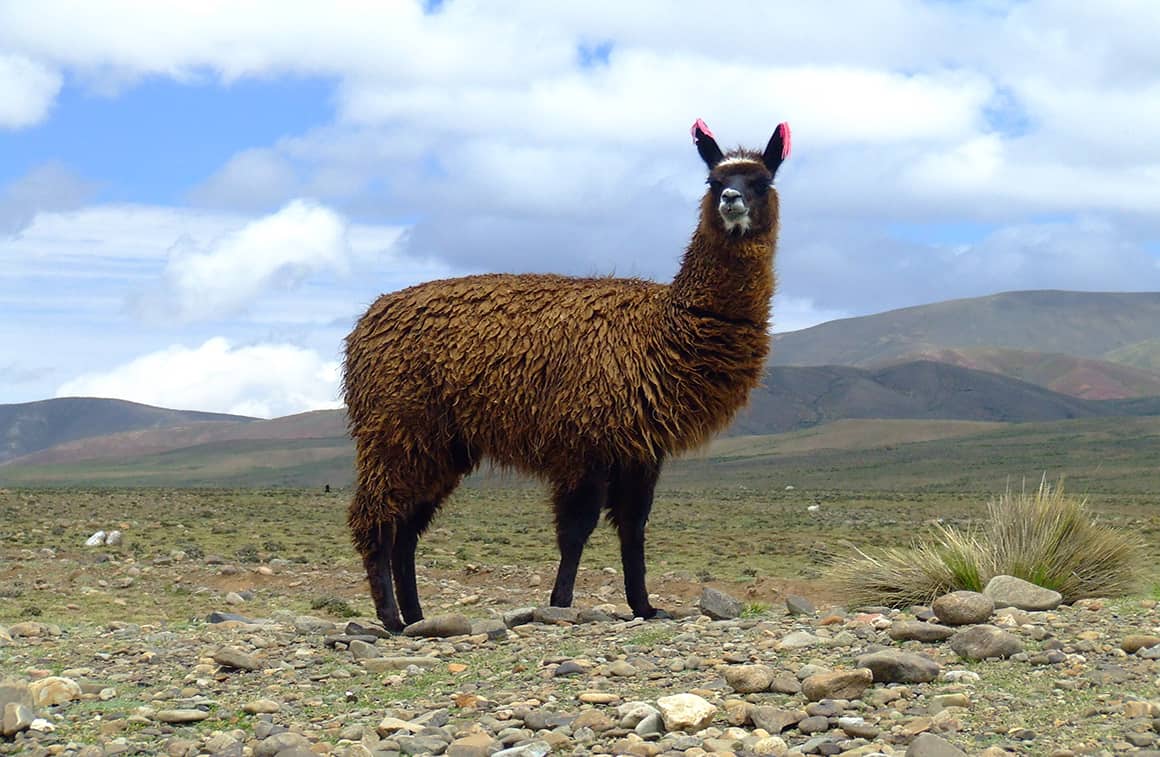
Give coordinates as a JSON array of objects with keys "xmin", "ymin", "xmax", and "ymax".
[{"xmin": 1, "ymin": 1, "xmax": 1158, "ymax": 416}]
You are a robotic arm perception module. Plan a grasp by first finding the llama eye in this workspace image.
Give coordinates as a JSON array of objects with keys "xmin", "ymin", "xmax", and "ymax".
[{"xmin": 706, "ymin": 179, "xmax": 723, "ymax": 190}]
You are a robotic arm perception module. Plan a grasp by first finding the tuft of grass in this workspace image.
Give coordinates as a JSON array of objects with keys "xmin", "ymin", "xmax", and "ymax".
[
  {"xmin": 740, "ymin": 601, "xmax": 771, "ymax": 618},
  {"xmin": 830, "ymin": 477, "xmax": 1144, "ymax": 607}
]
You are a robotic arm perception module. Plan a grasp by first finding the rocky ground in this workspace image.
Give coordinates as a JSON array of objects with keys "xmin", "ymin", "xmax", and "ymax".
[{"xmin": 3, "ymin": 544, "xmax": 1160, "ymax": 757}]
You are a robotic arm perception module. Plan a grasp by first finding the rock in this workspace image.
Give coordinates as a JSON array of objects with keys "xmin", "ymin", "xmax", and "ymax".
[
  {"xmin": 656, "ymin": 693, "xmax": 718, "ymax": 731},
  {"xmin": 888, "ymin": 620, "xmax": 956, "ymax": 642},
  {"xmin": 348, "ymin": 639, "xmax": 381, "ymax": 659},
  {"xmin": 949, "ymin": 624, "xmax": 1024, "ymax": 660},
  {"xmin": 752, "ymin": 735, "xmax": 789, "ymax": 755},
  {"xmin": 801, "ymin": 668, "xmax": 873, "ymax": 701},
  {"xmin": 470, "ymin": 618, "xmax": 508, "ymax": 640},
  {"xmin": 698, "ymin": 587, "xmax": 742, "ymax": 620},
  {"xmin": 634, "ymin": 712, "xmax": 664, "ymax": 736},
  {"xmin": 28, "ymin": 676, "xmax": 81, "ymax": 706},
  {"xmin": 785, "ymin": 594, "xmax": 816, "ymax": 615},
  {"xmin": 983, "ymin": 575, "xmax": 1063, "ymax": 610},
  {"xmin": 0, "ymin": 680, "xmax": 32, "ymax": 711},
  {"xmin": 769, "ymin": 670, "xmax": 802, "ymax": 694},
  {"xmin": 532, "ymin": 606, "xmax": 581, "ymax": 624},
  {"xmin": 573, "ymin": 709, "xmax": 615, "ymax": 731},
  {"xmin": 363, "ymin": 656, "xmax": 442, "ymax": 672},
  {"xmin": 242, "ymin": 698, "xmax": 281, "ymax": 714},
  {"xmin": 905, "ymin": 732, "xmax": 967, "ymax": 756},
  {"xmin": 931, "ymin": 591, "xmax": 994, "ymax": 625},
  {"xmin": 798, "ymin": 714, "xmax": 829, "ymax": 733},
  {"xmin": 618, "ymin": 701, "xmax": 661, "ymax": 728},
  {"xmin": 206, "ymin": 611, "xmax": 254, "ymax": 624},
  {"xmin": 213, "ymin": 646, "xmax": 259, "ymax": 671},
  {"xmin": 2, "ymin": 702, "xmax": 35, "ymax": 736},
  {"xmin": 502, "ymin": 607, "xmax": 536, "ymax": 627},
  {"xmin": 293, "ymin": 615, "xmax": 337, "ymax": 634},
  {"xmin": 856, "ymin": 649, "xmax": 941, "ymax": 683},
  {"xmin": 446, "ymin": 731, "xmax": 501, "ymax": 757},
  {"xmin": 1122, "ymin": 635, "xmax": 1160, "ymax": 654},
  {"xmin": 750, "ymin": 707, "xmax": 806, "ymax": 733},
  {"xmin": 377, "ymin": 716, "xmax": 424, "ymax": 735},
  {"xmin": 724, "ymin": 664, "xmax": 775, "ymax": 693},
  {"xmin": 85, "ymin": 530, "xmax": 107, "ymax": 546},
  {"xmin": 254, "ymin": 732, "xmax": 313, "ymax": 757},
  {"xmin": 577, "ymin": 607, "xmax": 615, "ymax": 623},
  {"xmin": 225, "ymin": 591, "xmax": 246, "ymax": 604},
  {"xmin": 403, "ymin": 613, "xmax": 472, "ymax": 637},
  {"xmin": 776, "ymin": 630, "xmax": 820, "ymax": 650},
  {"xmin": 154, "ymin": 709, "xmax": 210, "ymax": 723},
  {"xmin": 105, "ymin": 529, "xmax": 123, "ymax": 546},
  {"xmin": 492, "ymin": 742, "xmax": 551, "ymax": 757}
]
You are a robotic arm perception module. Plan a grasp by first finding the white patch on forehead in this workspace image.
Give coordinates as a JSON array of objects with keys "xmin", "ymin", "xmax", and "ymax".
[{"xmin": 715, "ymin": 157, "xmax": 764, "ymax": 169}]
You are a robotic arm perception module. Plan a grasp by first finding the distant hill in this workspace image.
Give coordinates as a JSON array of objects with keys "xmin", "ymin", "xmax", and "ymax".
[
  {"xmin": 5, "ymin": 359, "xmax": 1157, "ymax": 487},
  {"xmin": 875, "ymin": 347, "xmax": 1160, "ymax": 400},
  {"xmin": 772, "ymin": 290, "xmax": 1160, "ymax": 369},
  {"xmin": 728, "ymin": 360, "xmax": 1133, "ymax": 435},
  {"xmin": 0, "ymin": 397, "xmax": 255, "ymax": 464}
]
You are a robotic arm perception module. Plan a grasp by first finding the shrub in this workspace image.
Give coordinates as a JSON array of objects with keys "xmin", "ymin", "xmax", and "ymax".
[{"xmin": 830, "ymin": 478, "xmax": 1143, "ymax": 607}]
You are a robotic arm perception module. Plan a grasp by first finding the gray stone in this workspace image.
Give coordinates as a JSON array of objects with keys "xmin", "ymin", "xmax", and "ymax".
[
  {"xmin": 750, "ymin": 706, "xmax": 806, "ymax": 733},
  {"xmin": 84, "ymin": 530, "xmax": 107, "ymax": 546},
  {"xmin": 154, "ymin": 709, "xmax": 211, "ymax": 723},
  {"xmin": 983, "ymin": 575, "xmax": 1063, "ymax": 611},
  {"xmin": 888, "ymin": 620, "xmax": 956, "ymax": 643},
  {"xmin": 293, "ymin": 615, "xmax": 337, "ymax": 634},
  {"xmin": 531, "ymin": 606, "xmax": 581, "ymax": 624},
  {"xmin": 905, "ymin": 732, "xmax": 967, "ymax": 756},
  {"xmin": 502, "ymin": 607, "xmax": 536, "ymax": 627},
  {"xmin": 949, "ymin": 624, "xmax": 1024, "ymax": 660},
  {"xmin": 577, "ymin": 607, "xmax": 615, "ymax": 623},
  {"xmin": 363, "ymin": 656, "xmax": 441, "ymax": 672},
  {"xmin": 798, "ymin": 715, "xmax": 830, "ymax": 734},
  {"xmin": 1122, "ymin": 635, "xmax": 1160, "ymax": 654},
  {"xmin": 470, "ymin": 618, "xmax": 509, "ymax": 640},
  {"xmin": 856, "ymin": 649, "xmax": 941, "ymax": 683},
  {"xmin": 348, "ymin": 639, "xmax": 380, "ymax": 659},
  {"xmin": 403, "ymin": 613, "xmax": 472, "ymax": 637},
  {"xmin": 698, "ymin": 587, "xmax": 742, "ymax": 620},
  {"xmin": 213, "ymin": 646, "xmax": 260, "ymax": 671},
  {"xmin": 786, "ymin": 594, "xmax": 816, "ymax": 616},
  {"xmin": 445, "ymin": 731, "xmax": 501, "ymax": 757},
  {"xmin": 242, "ymin": 699, "xmax": 281, "ymax": 714},
  {"xmin": 932, "ymin": 591, "xmax": 994, "ymax": 625},
  {"xmin": 206, "ymin": 611, "xmax": 254, "ymax": 624},
  {"xmin": 617, "ymin": 701, "xmax": 660, "ymax": 728},
  {"xmin": 634, "ymin": 711, "xmax": 664, "ymax": 736},
  {"xmin": 769, "ymin": 670, "xmax": 802, "ymax": 694},
  {"xmin": 253, "ymin": 732, "xmax": 313, "ymax": 757},
  {"xmin": 724, "ymin": 664, "xmax": 775, "ymax": 693},
  {"xmin": 2, "ymin": 702, "xmax": 35, "ymax": 737},
  {"xmin": 105, "ymin": 530, "xmax": 123, "ymax": 546},
  {"xmin": 492, "ymin": 742, "xmax": 551, "ymax": 757}
]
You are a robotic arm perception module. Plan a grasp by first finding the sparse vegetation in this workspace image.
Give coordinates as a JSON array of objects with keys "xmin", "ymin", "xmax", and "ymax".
[{"xmin": 830, "ymin": 478, "xmax": 1145, "ymax": 607}]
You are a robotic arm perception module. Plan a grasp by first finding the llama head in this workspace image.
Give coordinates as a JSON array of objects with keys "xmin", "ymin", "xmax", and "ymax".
[{"xmin": 692, "ymin": 120, "xmax": 791, "ymax": 237}]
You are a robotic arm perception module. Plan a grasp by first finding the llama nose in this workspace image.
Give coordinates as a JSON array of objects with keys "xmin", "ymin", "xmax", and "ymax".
[{"xmin": 721, "ymin": 188, "xmax": 742, "ymax": 203}]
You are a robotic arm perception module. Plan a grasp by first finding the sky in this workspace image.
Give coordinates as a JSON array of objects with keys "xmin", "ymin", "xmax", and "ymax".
[{"xmin": 2, "ymin": 0, "xmax": 1159, "ymax": 418}]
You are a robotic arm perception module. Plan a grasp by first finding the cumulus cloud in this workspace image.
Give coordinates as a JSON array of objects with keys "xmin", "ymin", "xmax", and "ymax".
[
  {"xmin": 56, "ymin": 337, "xmax": 342, "ymax": 418},
  {"xmin": 186, "ymin": 148, "xmax": 301, "ymax": 212},
  {"xmin": 137, "ymin": 199, "xmax": 351, "ymax": 321},
  {"xmin": 0, "ymin": 53, "xmax": 60, "ymax": 128}
]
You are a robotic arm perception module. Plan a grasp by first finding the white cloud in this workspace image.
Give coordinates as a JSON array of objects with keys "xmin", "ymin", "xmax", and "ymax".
[
  {"xmin": 187, "ymin": 148, "xmax": 301, "ymax": 211},
  {"xmin": 0, "ymin": 53, "xmax": 60, "ymax": 128},
  {"xmin": 0, "ymin": 162, "xmax": 94, "ymax": 234},
  {"xmin": 56, "ymin": 337, "xmax": 342, "ymax": 418},
  {"xmin": 143, "ymin": 199, "xmax": 351, "ymax": 321}
]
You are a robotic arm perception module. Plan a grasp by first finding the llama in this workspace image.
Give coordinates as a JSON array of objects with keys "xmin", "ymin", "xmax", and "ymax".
[{"xmin": 344, "ymin": 119, "xmax": 790, "ymax": 630}]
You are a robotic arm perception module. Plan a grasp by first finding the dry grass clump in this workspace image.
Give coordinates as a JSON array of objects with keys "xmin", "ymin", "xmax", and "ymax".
[{"xmin": 831, "ymin": 478, "xmax": 1144, "ymax": 608}]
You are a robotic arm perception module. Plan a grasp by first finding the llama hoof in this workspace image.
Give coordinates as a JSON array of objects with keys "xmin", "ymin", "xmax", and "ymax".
[
  {"xmin": 638, "ymin": 607, "xmax": 673, "ymax": 621},
  {"xmin": 378, "ymin": 616, "xmax": 405, "ymax": 634}
]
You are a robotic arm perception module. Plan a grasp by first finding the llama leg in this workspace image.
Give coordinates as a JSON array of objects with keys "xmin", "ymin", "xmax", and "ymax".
[
  {"xmin": 349, "ymin": 486, "xmax": 404, "ymax": 631},
  {"xmin": 549, "ymin": 470, "xmax": 609, "ymax": 608},
  {"xmin": 610, "ymin": 460, "xmax": 669, "ymax": 619},
  {"xmin": 391, "ymin": 502, "xmax": 439, "ymax": 626}
]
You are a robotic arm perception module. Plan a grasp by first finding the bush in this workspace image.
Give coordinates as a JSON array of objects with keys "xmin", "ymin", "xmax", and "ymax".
[{"xmin": 830, "ymin": 478, "xmax": 1143, "ymax": 607}]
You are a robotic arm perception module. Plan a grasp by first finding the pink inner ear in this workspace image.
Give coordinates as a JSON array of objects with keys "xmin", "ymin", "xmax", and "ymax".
[
  {"xmin": 778, "ymin": 122, "xmax": 792, "ymax": 160},
  {"xmin": 691, "ymin": 118, "xmax": 714, "ymax": 143}
]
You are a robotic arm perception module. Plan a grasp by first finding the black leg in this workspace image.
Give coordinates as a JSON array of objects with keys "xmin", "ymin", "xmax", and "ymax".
[
  {"xmin": 549, "ymin": 469, "xmax": 609, "ymax": 608},
  {"xmin": 362, "ymin": 527, "xmax": 404, "ymax": 632},
  {"xmin": 609, "ymin": 459, "xmax": 667, "ymax": 619},
  {"xmin": 391, "ymin": 503, "xmax": 438, "ymax": 626}
]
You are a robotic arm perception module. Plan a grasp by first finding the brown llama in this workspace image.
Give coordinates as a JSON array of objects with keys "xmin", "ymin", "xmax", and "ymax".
[{"xmin": 344, "ymin": 119, "xmax": 791, "ymax": 630}]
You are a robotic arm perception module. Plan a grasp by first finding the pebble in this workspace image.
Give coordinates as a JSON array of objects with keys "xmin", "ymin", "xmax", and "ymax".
[
  {"xmin": 949, "ymin": 624, "xmax": 1024, "ymax": 660},
  {"xmin": 153, "ymin": 709, "xmax": 210, "ymax": 723},
  {"xmin": 657, "ymin": 693, "xmax": 718, "ymax": 731},
  {"xmin": 931, "ymin": 591, "xmax": 995, "ymax": 625},
  {"xmin": 213, "ymin": 646, "xmax": 260, "ymax": 671},
  {"xmin": 801, "ymin": 668, "xmax": 873, "ymax": 701}
]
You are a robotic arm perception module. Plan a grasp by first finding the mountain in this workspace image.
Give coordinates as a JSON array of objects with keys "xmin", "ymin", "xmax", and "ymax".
[
  {"xmin": 874, "ymin": 347, "xmax": 1160, "ymax": 400},
  {"xmin": 0, "ymin": 397, "xmax": 256, "ymax": 464},
  {"xmin": 771, "ymin": 290, "xmax": 1160, "ymax": 369}
]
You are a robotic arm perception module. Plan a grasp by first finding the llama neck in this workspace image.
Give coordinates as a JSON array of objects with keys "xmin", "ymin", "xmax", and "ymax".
[{"xmin": 668, "ymin": 227, "xmax": 776, "ymax": 326}]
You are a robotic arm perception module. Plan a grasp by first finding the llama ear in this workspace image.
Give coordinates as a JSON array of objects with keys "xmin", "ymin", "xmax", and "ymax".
[
  {"xmin": 762, "ymin": 122, "xmax": 792, "ymax": 178},
  {"xmin": 691, "ymin": 118, "xmax": 724, "ymax": 168}
]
